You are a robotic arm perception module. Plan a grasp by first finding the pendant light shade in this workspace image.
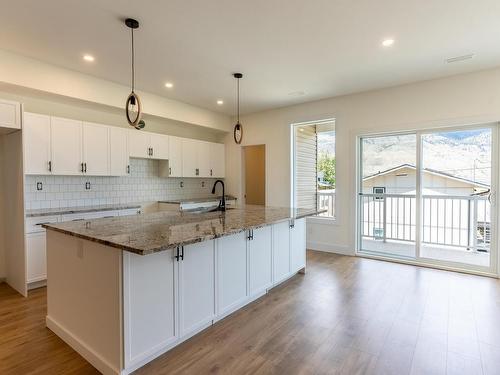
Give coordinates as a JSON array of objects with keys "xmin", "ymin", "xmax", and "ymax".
[
  {"xmin": 125, "ymin": 18, "xmax": 145, "ymax": 130},
  {"xmin": 233, "ymin": 73, "xmax": 243, "ymax": 144}
]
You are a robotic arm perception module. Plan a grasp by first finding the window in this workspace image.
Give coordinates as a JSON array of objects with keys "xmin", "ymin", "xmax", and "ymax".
[{"xmin": 292, "ymin": 120, "xmax": 335, "ymax": 219}]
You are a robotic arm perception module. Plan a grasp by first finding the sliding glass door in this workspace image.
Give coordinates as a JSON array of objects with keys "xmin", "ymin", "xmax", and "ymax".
[{"xmin": 358, "ymin": 124, "xmax": 497, "ymax": 274}]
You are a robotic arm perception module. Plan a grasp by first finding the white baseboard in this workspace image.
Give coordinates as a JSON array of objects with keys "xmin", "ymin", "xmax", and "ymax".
[
  {"xmin": 46, "ymin": 316, "xmax": 120, "ymax": 375},
  {"xmin": 307, "ymin": 241, "xmax": 354, "ymax": 256}
]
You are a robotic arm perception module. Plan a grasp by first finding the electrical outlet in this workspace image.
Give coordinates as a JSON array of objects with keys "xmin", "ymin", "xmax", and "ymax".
[
  {"xmin": 85, "ymin": 182, "xmax": 91, "ymax": 190},
  {"xmin": 36, "ymin": 182, "xmax": 43, "ymax": 191},
  {"xmin": 202, "ymin": 181, "xmax": 205, "ymax": 187},
  {"xmin": 180, "ymin": 181, "xmax": 184, "ymax": 188}
]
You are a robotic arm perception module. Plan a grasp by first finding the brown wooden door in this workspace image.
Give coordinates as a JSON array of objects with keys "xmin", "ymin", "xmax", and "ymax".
[{"xmin": 244, "ymin": 145, "xmax": 265, "ymax": 205}]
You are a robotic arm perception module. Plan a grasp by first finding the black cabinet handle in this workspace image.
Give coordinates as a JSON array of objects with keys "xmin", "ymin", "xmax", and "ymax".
[
  {"xmin": 180, "ymin": 246, "xmax": 184, "ymax": 260},
  {"xmin": 48, "ymin": 161, "xmax": 52, "ymax": 172},
  {"xmin": 247, "ymin": 229, "xmax": 254, "ymax": 241},
  {"xmin": 80, "ymin": 163, "xmax": 84, "ymax": 173},
  {"xmin": 151, "ymin": 148, "xmax": 154, "ymax": 156},
  {"xmin": 127, "ymin": 165, "xmax": 130, "ymax": 174},
  {"xmin": 210, "ymin": 169, "xmax": 213, "ymax": 176},
  {"xmin": 175, "ymin": 247, "xmax": 180, "ymax": 261},
  {"xmin": 84, "ymin": 163, "xmax": 87, "ymax": 173},
  {"xmin": 169, "ymin": 167, "xmax": 172, "ymax": 175}
]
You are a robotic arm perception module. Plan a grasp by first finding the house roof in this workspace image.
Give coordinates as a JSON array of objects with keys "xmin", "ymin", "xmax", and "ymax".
[{"xmin": 363, "ymin": 163, "xmax": 490, "ymax": 189}]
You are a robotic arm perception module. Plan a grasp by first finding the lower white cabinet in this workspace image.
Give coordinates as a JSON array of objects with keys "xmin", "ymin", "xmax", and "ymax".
[
  {"xmin": 290, "ymin": 219, "xmax": 306, "ymax": 273},
  {"xmin": 217, "ymin": 232, "xmax": 248, "ymax": 316},
  {"xmin": 273, "ymin": 221, "xmax": 291, "ymax": 285},
  {"xmin": 178, "ymin": 241, "xmax": 216, "ymax": 338},
  {"xmin": 248, "ymin": 226, "xmax": 273, "ymax": 296},
  {"xmin": 26, "ymin": 233, "xmax": 48, "ymax": 283},
  {"xmin": 123, "ymin": 250, "xmax": 178, "ymax": 368}
]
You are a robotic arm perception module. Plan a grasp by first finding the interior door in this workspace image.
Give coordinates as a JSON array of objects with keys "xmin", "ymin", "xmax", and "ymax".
[
  {"xmin": 23, "ymin": 112, "xmax": 51, "ymax": 175},
  {"xmin": 50, "ymin": 116, "xmax": 82, "ymax": 175},
  {"xmin": 82, "ymin": 122, "xmax": 109, "ymax": 176},
  {"xmin": 244, "ymin": 145, "xmax": 266, "ymax": 205}
]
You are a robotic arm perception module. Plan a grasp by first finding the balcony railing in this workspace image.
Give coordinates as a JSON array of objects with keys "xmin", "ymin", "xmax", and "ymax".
[
  {"xmin": 317, "ymin": 190, "xmax": 335, "ymax": 218},
  {"xmin": 359, "ymin": 193, "xmax": 490, "ymax": 252}
]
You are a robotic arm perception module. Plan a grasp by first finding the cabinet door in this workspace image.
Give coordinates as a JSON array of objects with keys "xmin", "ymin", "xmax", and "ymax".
[
  {"xmin": 150, "ymin": 134, "xmax": 169, "ymax": 160},
  {"xmin": 179, "ymin": 240, "xmax": 215, "ymax": 337},
  {"xmin": 51, "ymin": 117, "xmax": 82, "ymax": 175},
  {"xmin": 290, "ymin": 218, "xmax": 306, "ymax": 273},
  {"xmin": 0, "ymin": 99, "xmax": 21, "ymax": 130},
  {"xmin": 197, "ymin": 141, "xmax": 211, "ymax": 178},
  {"xmin": 123, "ymin": 250, "xmax": 178, "ymax": 367},
  {"xmin": 168, "ymin": 136, "xmax": 182, "ymax": 177},
  {"xmin": 209, "ymin": 143, "xmax": 225, "ymax": 178},
  {"xmin": 82, "ymin": 122, "xmax": 109, "ymax": 176},
  {"xmin": 128, "ymin": 130, "xmax": 151, "ymax": 159},
  {"xmin": 26, "ymin": 232, "xmax": 47, "ymax": 283},
  {"xmin": 248, "ymin": 226, "xmax": 272, "ymax": 296},
  {"xmin": 273, "ymin": 221, "xmax": 291, "ymax": 284},
  {"xmin": 23, "ymin": 112, "xmax": 51, "ymax": 175},
  {"xmin": 109, "ymin": 127, "xmax": 129, "ymax": 176},
  {"xmin": 217, "ymin": 232, "xmax": 247, "ymax": 317},
  {"xmin": 182, "ymin": 138, "xmax": 198, "ymax": 177}
]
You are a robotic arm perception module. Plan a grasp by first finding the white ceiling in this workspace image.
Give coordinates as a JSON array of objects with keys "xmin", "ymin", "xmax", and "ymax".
[{"xmin": 2, "ymin": 0, "xmax": 500, "ymax": 115}]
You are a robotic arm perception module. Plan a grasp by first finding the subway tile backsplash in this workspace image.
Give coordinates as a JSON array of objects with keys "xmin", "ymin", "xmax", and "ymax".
[{"xmin": 24, "ymin": 158, "xmax": 221, "ymax": 210}]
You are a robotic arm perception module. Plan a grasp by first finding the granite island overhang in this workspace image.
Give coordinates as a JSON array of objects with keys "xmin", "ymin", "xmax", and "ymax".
[{"xmin": 43, "ymin": 205, "xmax": 324, "ymax": 375}]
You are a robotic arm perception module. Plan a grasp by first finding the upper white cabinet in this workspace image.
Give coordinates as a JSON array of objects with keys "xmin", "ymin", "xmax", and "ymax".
[
  {"xmin": 51, "ymin": 117, "xmax": 82, "ymax": 175},
  {"xmin": 23, "ymin": 113, "xmax": 51, "ymax": 175},
  {"xmin": 129, "ymin": 130, "xmax": 169, "ymax": 160},
  {"xmin": 129, "ymin": 130, "xmax": 151, "ymax": 159},
  {"xmin": 209, "ymin": 143, "xmax": 225, "ymax": 178},
  {"xmin": 109, "ymin": 126, "xmax": 129, "ymax": 176},
  {"xmin": 82, "ymin": 122, "xmax": 109, "ymax": 176},
  {"xmin": 181, "ymin": 138, "xmax": 198, "ymax": 177},
  {"xmin": 0, "ymin": 99, "xmax": 21, "ymax": 130},
  {"xmin": 167, "ymin": 136, "xmax": 182, "ymax": 177},
  {"xmin": 23, "ymin": 112, "xmax": 225, "ymax": 178}
]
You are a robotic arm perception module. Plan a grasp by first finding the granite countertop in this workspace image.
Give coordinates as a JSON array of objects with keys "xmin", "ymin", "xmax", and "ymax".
[
  {"xmin": 159, "ymin": 195, "xmax": 237, "ymax": 204},
  {"xmin": 43, "ymin": 205, "xmax": 324, "ymax": 255},
  {"xmin": 26, "ymin": 203, "xmax": 142, "ymax": 218}
]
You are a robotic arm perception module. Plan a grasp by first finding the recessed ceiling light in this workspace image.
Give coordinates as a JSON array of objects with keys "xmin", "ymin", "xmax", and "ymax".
[
  {"xmin": 83, "ymin": 54, "xmax": 95, "ymax": 62},
  {"xmin": 381, "ymin": 39, "xmax": 395, "ymax": 47},
  {"xmin": 217, "ymin": 100, "xmax": 224, "ymax": 105},
  {"xmin": 165, "ymin": 82, "xmax": 174, "ymax": 88}
]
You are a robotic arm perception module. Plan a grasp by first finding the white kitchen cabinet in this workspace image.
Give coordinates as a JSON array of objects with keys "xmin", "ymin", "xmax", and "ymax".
[
  {"xmin": 248, "ymin": 226, "xmax": 273, "ymax": 297},
  {"xmin": 129, "ymin": 129, "xmax": 151, "ymax": 159},
  {"xmin": 273, "ymin": 221, "xmax": 291, "ymax": 285},
  {"xmin": 0, "ymin": 98, "xmax": 21, "ymax": 130},
  {"xmin": 82, "ymin": 122, "xmax": 109, "ymax": 176},
  {"xmin": 178, "ymin": 240, "xmax": 215, "ymax": 338},
  {"xmin": 216, "ymin": 232, "xmax": 247, "ymax": 317},
  {"xmin": 123, "ymin": 250, "xmax": 178, "ymax": 368},
  {"xmin": 23, "ymin": 112, "xmax": 51, "ymax": 175},
  {"xmin": 129, "ymin": 130, "xmax": 169, "ymax": 160},
  {"xmin": 209, "ymin": 143, "xmax": 225, "ymax": 178},
  {"xmin": 168, "ymin": 136, "xmax": 182, "ymax": 177},
  {"xmin": 109, "ymin": 126, "xmax": 129, "ymax": 176},
  {"xmin": 150, "ymin": 133, "xmax": 169, "ymax": 160},
  {"xmin": 181, "ymin": 138, "xmax": 198, "ymax": 177},
  {"xmin": 25, "ymin": 215, "xmax": 59, "ymax": 284},
  {"xmin": 290, "ymin": 218, "xmax": 306, "ymax": 273},
  {"xmin": 51, "ymin": 117, "xmax": 82, "ymax": 175},
  {"xmin": 197, "ymin": 141, "xmax": 211, "ymax": 177}
]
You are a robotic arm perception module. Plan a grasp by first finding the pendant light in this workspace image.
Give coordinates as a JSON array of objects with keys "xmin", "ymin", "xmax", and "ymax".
[
  {"xmin": 233, "ymin": 73, "xmax": 243, "ymax": 144},
  {"xmin": 125, "ymin": 18, "xmax": 145, "ymax": 130}
]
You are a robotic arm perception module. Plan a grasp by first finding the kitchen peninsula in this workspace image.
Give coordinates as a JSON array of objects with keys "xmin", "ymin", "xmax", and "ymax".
[{"xmin": 43, "ymin": 205, "xmax": 322, "ymax": 375}]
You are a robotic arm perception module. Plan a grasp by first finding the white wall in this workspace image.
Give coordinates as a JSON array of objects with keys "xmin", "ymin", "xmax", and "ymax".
[{"xmin": 225, "ymin": 67, "xmax": 500, "ymax": 256}]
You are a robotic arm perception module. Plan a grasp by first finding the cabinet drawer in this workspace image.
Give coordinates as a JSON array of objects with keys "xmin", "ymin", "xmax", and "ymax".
[{"xmin": 25, "ymin": 215, "xmax": 60, "ymax": 234}]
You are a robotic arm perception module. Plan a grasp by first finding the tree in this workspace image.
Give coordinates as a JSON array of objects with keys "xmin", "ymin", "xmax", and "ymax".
[{"xmin": 318, "ymin": 152, "xmax": 336, "ymax": 188}]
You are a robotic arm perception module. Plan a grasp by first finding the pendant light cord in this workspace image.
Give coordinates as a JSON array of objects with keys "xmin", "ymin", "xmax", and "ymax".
[
  {"xmin": 237, "ymin": 77, "xmax": 240, "ymax": 123},
  {"xmin": 131, "ymin": 28, "xmax": 135, "ymax": 93}
]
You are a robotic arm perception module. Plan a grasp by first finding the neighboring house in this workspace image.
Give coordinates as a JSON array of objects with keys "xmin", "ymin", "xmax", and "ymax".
[{"xmin": 362, "ymin": 164, "xmax": 490, "ymax": 196}]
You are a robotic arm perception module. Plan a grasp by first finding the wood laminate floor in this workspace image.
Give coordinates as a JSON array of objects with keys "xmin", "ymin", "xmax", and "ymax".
[{"xmin": 1, "ymin": 251, "xmax": 500, "ymax": 375}]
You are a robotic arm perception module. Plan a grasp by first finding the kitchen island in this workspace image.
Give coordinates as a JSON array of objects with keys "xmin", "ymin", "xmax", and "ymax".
[{"xmin": 43, "ymin": 205, "xmax": 322, "ymax": 375}]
